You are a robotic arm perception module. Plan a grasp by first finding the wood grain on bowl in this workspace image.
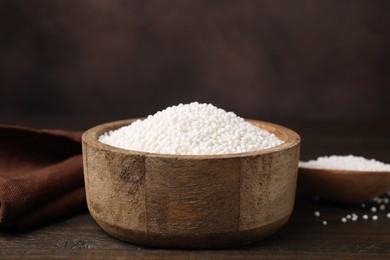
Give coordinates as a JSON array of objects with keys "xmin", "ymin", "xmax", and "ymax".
[{"xmin": 82, "ymin": 119, "xmax": 300, "ymax": 249}]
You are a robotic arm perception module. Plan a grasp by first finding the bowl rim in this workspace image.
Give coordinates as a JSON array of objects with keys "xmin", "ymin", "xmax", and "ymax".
[
  {"xmin": 82, "ymin": 118, "xmax": 300, "ymax": 159},
  {"xmin": 299, "ymin": 166, "xmax": 390, "ymax": 175}
]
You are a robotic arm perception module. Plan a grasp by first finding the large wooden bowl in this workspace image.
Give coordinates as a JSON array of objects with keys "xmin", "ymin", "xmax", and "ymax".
[{"xmin": 82, "ymin": 119, "xmax": 300, "ymax": 249}]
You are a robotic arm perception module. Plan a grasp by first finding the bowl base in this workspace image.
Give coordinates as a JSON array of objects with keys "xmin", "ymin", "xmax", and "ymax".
[{"xmin": 91, "ymin": 213, "xmax": 289, "ymax": 249}]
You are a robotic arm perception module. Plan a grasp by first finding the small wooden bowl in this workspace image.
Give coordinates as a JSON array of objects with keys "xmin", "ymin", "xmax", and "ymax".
[
  {"xmin": 298, "ymin": 167, "xmax": 390, "ymax": 203},
  {"xmin": 82, "ymin": 119, "xmax": 300, "ymax": 249}
]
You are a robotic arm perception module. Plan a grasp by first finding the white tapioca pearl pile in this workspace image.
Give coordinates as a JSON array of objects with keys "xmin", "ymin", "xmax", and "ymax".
[
  {"xmin": 99, "ymin": 102, "xmax": 284, "ymax": 155},
  {"xmin": 299, "ymin": 155, "xmax": 390, "ymax": 171}
]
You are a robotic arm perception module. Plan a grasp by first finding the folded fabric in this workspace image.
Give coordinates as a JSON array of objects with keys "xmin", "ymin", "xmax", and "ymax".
[{"xmin": 0, "ymin": 125, "xmax": 86, "ymax": 230}]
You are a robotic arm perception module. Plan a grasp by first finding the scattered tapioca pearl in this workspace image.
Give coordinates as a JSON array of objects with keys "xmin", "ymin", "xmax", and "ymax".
[
  {"xmin": 312, "ymin": 190, "xmax": 390, "ymax": 226},
  {"xmin": 314, "ymin": 211, "xmax": 321, "ymax": 217},
  {"xmin": 322, "ymin": 221, "xmax": 327, "ymax": 226}
]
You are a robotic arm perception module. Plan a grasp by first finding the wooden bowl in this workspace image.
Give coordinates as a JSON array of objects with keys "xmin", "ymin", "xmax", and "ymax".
[
  {"xmin": 82, "ymin": 119, "xmax": 300, "ymax": 249},
  {"xmin": 298, "ymin": 167, "xmax": 390, "ymax": 203}
]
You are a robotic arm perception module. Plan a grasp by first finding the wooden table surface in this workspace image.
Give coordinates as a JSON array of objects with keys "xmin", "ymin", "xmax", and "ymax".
[{"xmin": 1, "ymin": 118, "xmax": 390, "ymax": 259}]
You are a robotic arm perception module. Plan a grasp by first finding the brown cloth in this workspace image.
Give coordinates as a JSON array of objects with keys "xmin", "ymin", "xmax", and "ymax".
[{"xmin": 0, "ymin": 125, "xmax": 86, "ymax": 230}]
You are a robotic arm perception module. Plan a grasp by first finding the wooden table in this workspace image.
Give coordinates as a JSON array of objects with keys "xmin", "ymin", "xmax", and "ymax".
[{"xmin": 1, "ymin": 119, "xmax": 390, "ymax": 259}]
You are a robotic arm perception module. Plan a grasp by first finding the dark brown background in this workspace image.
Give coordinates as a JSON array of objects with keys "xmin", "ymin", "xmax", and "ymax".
[{"xmin": 1, "ymin": 0, "xmax": 390, "ymax": 129}]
